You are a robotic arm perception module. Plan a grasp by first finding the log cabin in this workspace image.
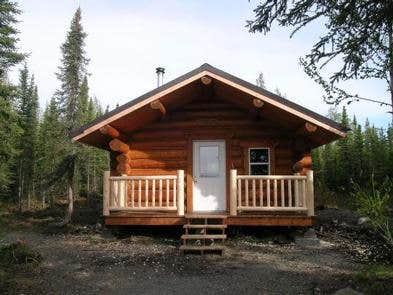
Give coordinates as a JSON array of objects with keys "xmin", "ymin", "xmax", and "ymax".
[{"xmin": 72, "ymin": 64, "xmax": 346, "ymax": 251}]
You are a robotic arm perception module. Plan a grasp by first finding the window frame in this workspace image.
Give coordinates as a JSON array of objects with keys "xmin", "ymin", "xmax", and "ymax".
[{"xmin": 248, "ymin": 147, "xmax": 270, "ymax": 175}]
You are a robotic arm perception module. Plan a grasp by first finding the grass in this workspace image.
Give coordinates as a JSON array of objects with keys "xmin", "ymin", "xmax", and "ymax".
[
  {"xmin": 0, "ymin": 241, "xmax": 42, "ymax": 266},
  {"xmin": 0, "ymin": 241, "xmax": 42, "ymax": 294},
  {"xmin": 355, "ymin": 264, "xmax": 393, "ymax": 294}
]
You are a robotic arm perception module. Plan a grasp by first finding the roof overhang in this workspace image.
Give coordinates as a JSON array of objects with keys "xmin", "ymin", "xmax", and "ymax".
[{"xmin": 72, "ymin": 63, "xmax": 347, "ymax": 148}]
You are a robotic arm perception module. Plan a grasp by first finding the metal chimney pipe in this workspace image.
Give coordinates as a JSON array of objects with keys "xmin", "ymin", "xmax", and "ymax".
[{"xmin": 156, "ymin": 67, "xmax": 165, "ymax": 87}]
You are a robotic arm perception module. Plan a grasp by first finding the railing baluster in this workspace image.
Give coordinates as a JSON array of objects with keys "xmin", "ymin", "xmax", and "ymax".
[
  {"xmin": 259, "ymin": 179, "xmax": 263, "ymax": 207},
  {"xmin": 267, "ymin": 179, "xmax": 270, "ymax": 207},
  {"xmin": 117, "ymin": 180, "xmax": 121, "ymax": 207},
  {"xmin": 159, "ymin": 179, "xmax": 162, "ymax": 207},
  {"xmin": 152, "ymin": 179, "xmax": 155, "ymax": 207},
  {"xmin": 173, "ymin": 178, "xmax": 177, "ymax": 208},
  {"xmin": 245, "ymin": 179, "xmax": 249, "ymax": 207},
  {"xmin": 302, "ymin": 179, "xmax": 306, "ymax": 207},
  {"xmin": 281, "ymin": 179, "xmax": 284, "ymax": 207},
  {"xmin": 138, "ymin": 179, "xmax": 142, "ymax": 208},
  {"xmin": 131, "ymin": 180, "xmax": 134, "ymax": 208},
  {"xmin": 288, "ymin": 179, "xmax": 292, "ymax": 207},
  {"xmin": 294, "ymin": 179, "xmax": 299, "ymax": 207},
  {"xmin": 166, "ymin": 179, "xmax": 169, "ymax": 207},
  {"xmin": 125, "ymin": 180, "xmax": 128, "ymax": 207},
  {"xmin": 252, "ymin": 179, "xmax": 256, "ymax": 207},
  {"xmin": 145, "ymin": 179, "xmax": 149, "ymax": 207},
  {"xmin": 274, "ymin": 179, "xmax": 277, "ymax": 207},
  {"xmin": 237, "ymin": 179, "xmax": 241, "ymax": 207}
]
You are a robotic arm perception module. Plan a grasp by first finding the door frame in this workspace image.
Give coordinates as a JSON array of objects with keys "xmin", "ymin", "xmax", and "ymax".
[{"xmin": 186, "ymin": 137, "xmax": 230, "ymax": 213}]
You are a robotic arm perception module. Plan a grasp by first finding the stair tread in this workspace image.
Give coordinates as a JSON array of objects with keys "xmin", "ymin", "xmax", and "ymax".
[
  {"xmin": 183, "ymin": 224, "xmax": 227, "ymax": 229},
  {"xmin": 180, "ymin": 245, "xmax": 225, "ymax": 251},
  {"xmin": 185, "ymin": 214, "xmax": 227, "ymax": 219},
  {"xmin": 181, "ymin": 234, "xmax": 227, "ymax": 239}
]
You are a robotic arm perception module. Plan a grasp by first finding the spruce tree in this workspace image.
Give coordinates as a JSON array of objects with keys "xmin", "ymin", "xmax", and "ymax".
[
  {"xmin": 0, "ymin": 0, "xmax": 24, "ymax": 197},
  {"xmin": 52, "ymin": 7, "xmax": 89, "ymax": 224}
]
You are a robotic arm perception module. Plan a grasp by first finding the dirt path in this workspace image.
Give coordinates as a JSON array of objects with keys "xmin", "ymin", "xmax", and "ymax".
[{"xmin": 1, "ymin": 229, "xmax": 363, "ymax": 295}]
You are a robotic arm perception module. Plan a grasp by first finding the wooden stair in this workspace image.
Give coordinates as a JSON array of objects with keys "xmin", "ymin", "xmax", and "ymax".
[{"xmin": 180, "ymin": 214, "xmax": 227, "ymax": 255}]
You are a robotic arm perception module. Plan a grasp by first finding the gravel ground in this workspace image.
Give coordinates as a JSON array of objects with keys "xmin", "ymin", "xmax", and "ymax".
[{"xmin": 1, "ymin": 229, "xmax": 363, "ymax": 295}]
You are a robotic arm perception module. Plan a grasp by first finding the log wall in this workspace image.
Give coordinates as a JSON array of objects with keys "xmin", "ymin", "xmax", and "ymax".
[{"xmin": 115, "ymin": 97, "xmax": 298, "ymax": 177}]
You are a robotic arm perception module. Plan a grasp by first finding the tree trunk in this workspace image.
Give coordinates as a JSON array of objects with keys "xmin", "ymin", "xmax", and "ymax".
[
  {"xmin": 27, "ymin": 192, "xmax": 31, "ymax": 210},
  {"xmin": 389, "ymin": 21, "xmax": 393, "ymax": 124},
  {"xmin": 18, "ymin": 166, "xmax": 24, "ymax": 213},
  {"xmin": 63, "ymin": 182, "xmax": 74, "ymax": 224}
]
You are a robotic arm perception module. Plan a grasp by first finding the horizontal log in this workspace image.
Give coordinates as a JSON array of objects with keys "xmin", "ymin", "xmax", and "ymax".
[
  {"xmin": 129, "ymin": 140, "xmax": 187, "ymax": 150},
  {"xmin": 109, "ymin": 138, "xmax": 130, "ymax": 153},
  {"xmin": 201, "ymin": 76, "xmax": 212, "ymax": 85},
  {"xmin": 110, "ymin": 207, "xmax": 177, "ymax": 211},
  {"xmin": 253, "ymin": 98, "xmax": 264, "ymax": 108},
  {"xmin": 116, "ymin": 153, "xmax": 130, "ymax": 164},
  {"xmin": 237, "ymin": 175, "xmax": 306, "ymax": 180},
  {"xmin": 150, "ymin": 100, "xmax": 166, "ymax": 115},
  {"xmin": 116, "ymin": 163, "xmax": 131, "ymax": 175},
  {"xmin": 296, "ymin": 122, "xmax": 318, "ymax": 135},
  {"xmin": 127, "ymin": 150, "xmax": 188, "ymax": 160},
  {"xmin": 293, "ymin": 154, "xmax": 312, "ymax": 173},
  {"xmin": 143, "ymin": 119, "xmax": 277, "ymax": 131},
  {"xmin": 110, "ymin": 175, "xmax": 177, "ymax": 180},
  {"xmin": 100, "ymin": 125, "xmax": 120, "ymax": 138},
  {"xmin": 124, "ymin": 169, "xmax": 178, "ymax": 176},
  {"xmin": 129, "ymin": 159, "xmax": 188, "ymax": 169},
  {"xmin": 238, "ymin": 206, "xmax": 307, "ymax": 211}
]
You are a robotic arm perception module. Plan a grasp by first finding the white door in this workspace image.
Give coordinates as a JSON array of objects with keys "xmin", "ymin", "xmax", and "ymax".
[{"xmin": 193, "ymin": 141, "xmax": 226, "ymax": 212}]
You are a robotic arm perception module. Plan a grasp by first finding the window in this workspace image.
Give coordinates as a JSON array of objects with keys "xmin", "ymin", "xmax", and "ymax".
[
  {"xmin": 199, "ymin": 145, "xmax": 219, "ymax": 177},
  {"xmin": 249, "ymin": 148, "xmax": 270, "ymax": 175}
]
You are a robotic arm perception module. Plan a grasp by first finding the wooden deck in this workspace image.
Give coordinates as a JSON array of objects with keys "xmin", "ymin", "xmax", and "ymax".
[{"xmin": 104, "ymin": 212, "xmax": 313, "ymax": 226}]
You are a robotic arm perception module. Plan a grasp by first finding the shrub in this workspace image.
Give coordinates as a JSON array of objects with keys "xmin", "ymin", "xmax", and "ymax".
[
  {"xmin": 0, "ymin": 241, "xmax": 42, "ymax": 266},
  {"xmin": 352, "ymin": 177, "xmax": 393, "ymax": 247}
]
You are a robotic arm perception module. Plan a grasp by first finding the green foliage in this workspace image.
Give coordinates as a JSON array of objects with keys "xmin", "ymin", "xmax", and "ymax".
[
  {"xmin": 0, "ymin": 0, "xmax": 24, "ymax": 197},
  {"xmin": 352, "ymin": 179, "xmax": 391, "ymax": 225},
  {"xmin": 314, "ymin": 107, "xmax": 393, "ymax": 196},
  {"xmin": 0, "ymin": 0, "xmax": 25, "ymax": 76},
  {"xmin": 247, "ymin": 0, "xmax": 393, "ymax": 111},
  {"xmin": 355, "ymin": 264, "xmax": 393, "ymax": 294}
]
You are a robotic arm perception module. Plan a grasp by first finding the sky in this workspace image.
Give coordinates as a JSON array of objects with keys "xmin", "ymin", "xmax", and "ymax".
[{"xmin": 10, "ymin": 0, "xmax": 392, "ymax": 128}]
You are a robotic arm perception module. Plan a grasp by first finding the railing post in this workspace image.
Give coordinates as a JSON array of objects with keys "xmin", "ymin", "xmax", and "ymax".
[
  {"xmin": 230, "ymin": 169, "xmax": 237, "ymax": 216},
  {"xmin": 306, "ymin": 170, "xmax": 314, "ymax": 216},
  {"xmin": 119, "ymin": 175, "xmax": 127, "ymax": 208},
  {"xmin": 103, "ymin": 171, "xmax": 110, "ymax": 216},
  {"xmin": 177, "ymin": 170, "xmax": 185, "ymax": 216}
]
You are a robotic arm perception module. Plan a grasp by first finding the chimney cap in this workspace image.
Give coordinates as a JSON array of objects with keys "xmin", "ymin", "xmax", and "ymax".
[{"xmin": 156, "ymin": 67, "xmax": 165, "ymax": 74}]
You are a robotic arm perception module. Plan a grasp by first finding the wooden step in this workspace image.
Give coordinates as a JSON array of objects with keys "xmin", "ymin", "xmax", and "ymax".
[
  {"xmin": 183, "ymin": 224, "xmax": 227, "ymax": 229},
  {"xmin": 185, "ymin": 213, "xmax": 227, "ymax": 219},
  {"xmin": 180, "ymin": 245, "xmax": 225, "ymax": 251},
  {"xmin": 181, "ymin": 234, "xmax": 226, "ymax": 240}
]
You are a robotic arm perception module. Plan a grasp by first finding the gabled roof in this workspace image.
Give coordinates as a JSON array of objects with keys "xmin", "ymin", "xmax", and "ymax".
[{"xmin": 72, "ymin": 63, "xmax": 346, "ymax": 147}]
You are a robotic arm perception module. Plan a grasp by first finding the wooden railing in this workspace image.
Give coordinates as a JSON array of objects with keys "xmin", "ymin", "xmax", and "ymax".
[
  {"xmin": 103, "ymin": 170, "xmax": 185, "ymax": 216},
  {"xmin": 229, "ymin": 170, "xmax": 314, "ymax": 216}
]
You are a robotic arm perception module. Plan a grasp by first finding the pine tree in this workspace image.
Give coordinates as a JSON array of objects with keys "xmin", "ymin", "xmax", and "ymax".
[
  {"xmin": 56, "ymin": 7, "xmax": 88, "ymax": 136},
  {"xmin": 256, "ymin": 72, "xmax": 265, "ymax": 88},
  {"xmin": 51, "ymin": 7, "xmax": 89, "ymax": 224},
  {"xmin": 350, "ymin": 116, "xmax": 364, "ymax": 183},
  {"xmin": 15, "ymin": 65, "xmax": 39, "ymax": 210},
  {"xmin": 336, "ymin": 107, "xmax": 352, "ymax": 190},
  {"xmin": 0, "ymin": 0, "xmax": 24, "ymax": 197},
  {"xmin": 36, "ymin": 98, "xmax": 62, "ymax": 206}
]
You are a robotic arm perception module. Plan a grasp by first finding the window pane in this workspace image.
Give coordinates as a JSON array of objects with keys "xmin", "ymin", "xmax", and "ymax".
[
  {"xmin": 250, "ymin": 164, "xmax": 269, "ymax": 175},
  {"xmin": 199, "ymin": 146, "xmax": 219, "ymax": 177},
  {"xmin": 250, "ymin": 149, "xmax": 269, "ymax": 163}
]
